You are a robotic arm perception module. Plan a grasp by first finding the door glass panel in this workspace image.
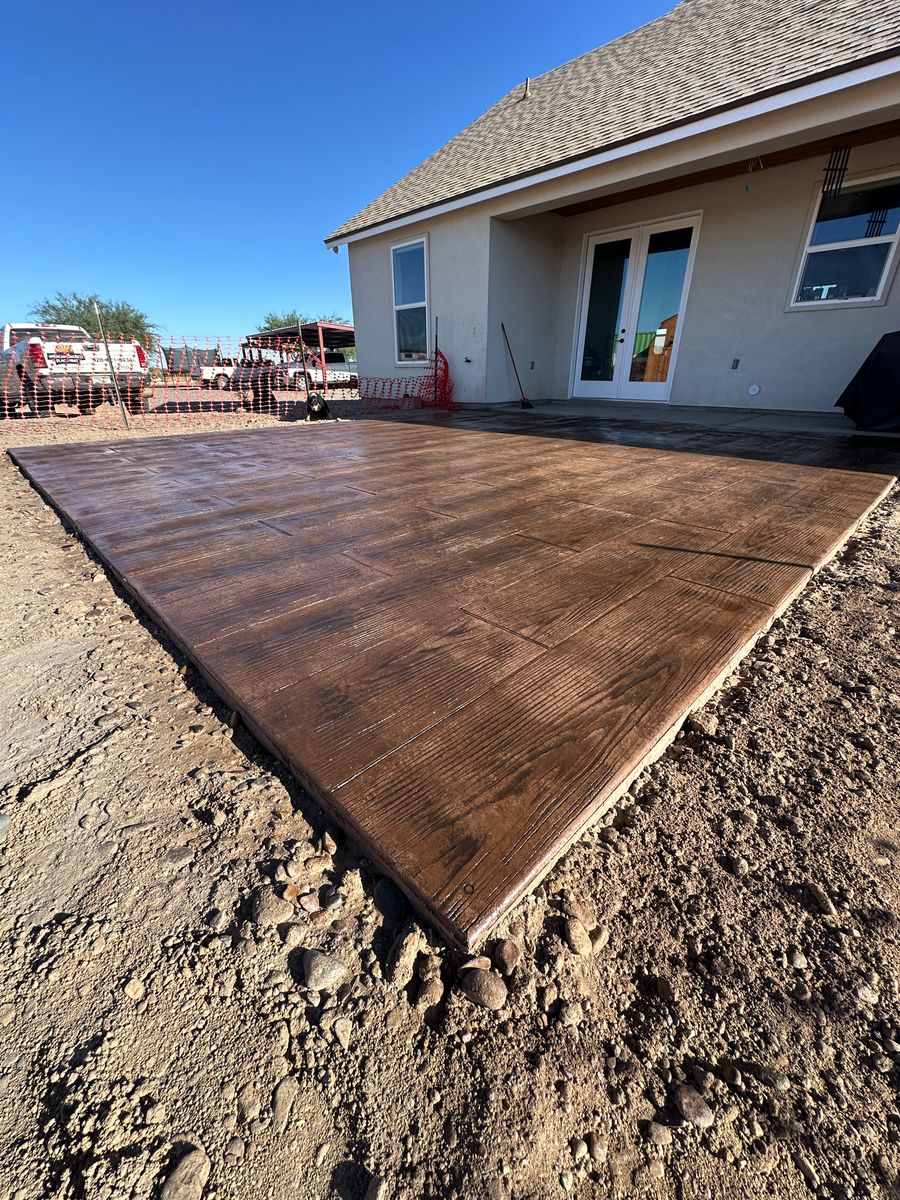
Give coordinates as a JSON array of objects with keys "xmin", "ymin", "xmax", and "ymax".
[
  {"xmin": 580, "ymin": 238, "xmax": 630, "ymax": 382},
  {"xmin": 629, "ymin": 226, "xmax": 693, "ymax": 384}
]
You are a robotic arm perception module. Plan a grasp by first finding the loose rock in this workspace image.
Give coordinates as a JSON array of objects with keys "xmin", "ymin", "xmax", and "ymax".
[
  {"xmin": 804, "ymin": 878, "xmax": 837, "ymax": 917},
  {"xmin": 160, "ymin": 1146, "xmax": 210, "ymax": 1200},
  {"xmin": 558, "ymin": 1000, "xmax": 583, "ymax": 1028},
  {"xmin": 647, "ymin": 1120, "xmax": 672, "ymax": 1147},
  {"xmin": 586, "ymin": 1133, "xmax": 608, "ymax": 1163},
  {"xmin": 250, "ymin": 886, "xmax": 294, "ymax": 928},
  {"xmin": 460, "ymin": 968, "xmax": 507, "ymax": 1011},
  {"xmin": 794, "ymin": 1151, "xmax": 820, "ymax": 1188},
  {"xmin": 272, "ymin": 1076, "xmax": 298, "ymax": 1133},
  {"xmin": 417, "ymin": 977, "xmax": 444, "ymax": 1008},
  {"xmin": 123, "ymin": 976, "xmax": 146, "ymax": 1002},
  {"xmin": 687, "ymin": 710, "xmax": 719, "ymax": 737},
  {"xmin": 224, "ymin": 1136, "xmax": 245, "ymax": 1163},
  {"xmin": 563, "ymin": 918, "xmax": 592, "ymax": 956},
  {"xmin": 302, "ymin": 950, "xmax": 349, "ymax": 992},
  {"xmin": 459, "ymin": 954, "xmax": 492, "ymax": 972},
  {"xmin": 237, "ymin": 1082, "xmax": 260, "ymax": 1123},
  {"xmin": 494, "ymin": 938, "xmax": 522, "ymax": 976},
  {"xmin": 591, "ymin": 925, "xmax": 610, "ymax": 954},
  {"xmin": 675, "ymin": 1085, "xmax": 714, "ymax": 1129},
  {"xmin": 386, "ymin": 924, "xmax": 424, "ymax": 988}
]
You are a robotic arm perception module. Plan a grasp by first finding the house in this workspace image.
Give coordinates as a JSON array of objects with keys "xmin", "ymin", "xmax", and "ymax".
[{"xmin": 325, "ymin": 0, "xmax": 900, "ymax": 415}]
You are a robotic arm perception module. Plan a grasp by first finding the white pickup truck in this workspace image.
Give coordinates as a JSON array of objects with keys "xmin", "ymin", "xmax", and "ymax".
[
  {"xmin": 190, "ymin": 355, "xmax": 239, "ymax": 390},
  {"xmin": 0, "ymin": 323, "xmax": 149, "ymax": 416},
  {"xmin": 278, "ymin": 350, "xmax": 358, "ymax": 391}
]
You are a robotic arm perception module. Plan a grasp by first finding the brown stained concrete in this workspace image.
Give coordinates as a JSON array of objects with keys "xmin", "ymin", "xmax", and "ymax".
[{"xmin": 10, "ymin": 415, "xmax": 894, "ymax": 947}]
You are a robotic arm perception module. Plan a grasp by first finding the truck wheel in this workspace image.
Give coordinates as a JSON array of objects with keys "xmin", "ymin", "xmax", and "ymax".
[
  {"xmin": 23, "ymin": 377, "xmax": 52, "ymax": 417},
  {"xmin": 213, "ymin": 374, "xmax": 229, "ymax": 391},
  {"xmin": 124, "ymin": 389, "xmax": 149, "ymax": 414}
]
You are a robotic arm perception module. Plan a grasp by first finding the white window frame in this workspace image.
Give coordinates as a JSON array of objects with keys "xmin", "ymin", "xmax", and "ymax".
[
  {"xmin": 390, "ymin": 236, "xmax": 429, "ymax": 365},
  {"xmin": 787, "ymin": 168, "xmax": 900, "ymax": 312}
]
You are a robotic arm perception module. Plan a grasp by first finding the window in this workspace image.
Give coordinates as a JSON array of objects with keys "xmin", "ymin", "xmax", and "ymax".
[
  {"xmin": 792, "ymin": 174, "xmax": 900, "ymax": 307},
  {"xmin": 391, "ymin": 239, "xmax": 428, "ymax": 361}
]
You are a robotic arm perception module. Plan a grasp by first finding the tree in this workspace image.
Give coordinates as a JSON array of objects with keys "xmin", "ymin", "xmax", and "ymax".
[
  {"xmin": 31, "ymin": 292, "xmax": 157, "ymax": 345},
  {"xmin": 257, "ymin": 310, "xmax": 351, "ymax": 331}
]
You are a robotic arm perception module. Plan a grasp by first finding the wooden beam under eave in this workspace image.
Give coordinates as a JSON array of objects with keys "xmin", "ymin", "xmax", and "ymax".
[{"xmin": 552, "ymin": 117, "xmax": 900, "ymax": 218}]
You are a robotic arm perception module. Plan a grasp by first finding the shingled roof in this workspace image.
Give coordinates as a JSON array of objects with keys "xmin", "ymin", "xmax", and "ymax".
[{"xmin": 328, "ymin": 0, "xmax": 900, "ymax": 242}]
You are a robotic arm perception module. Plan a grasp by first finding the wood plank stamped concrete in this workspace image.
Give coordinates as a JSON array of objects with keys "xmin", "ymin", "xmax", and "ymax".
[{"xmin": 10, "ymin": 421, "xmax": 894, "ymax": 947}]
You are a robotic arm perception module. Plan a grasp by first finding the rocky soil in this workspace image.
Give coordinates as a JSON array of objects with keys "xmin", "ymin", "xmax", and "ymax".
[{"xmin": 0, "ymin": 412, "xmax": 898, "ymax": 1200}]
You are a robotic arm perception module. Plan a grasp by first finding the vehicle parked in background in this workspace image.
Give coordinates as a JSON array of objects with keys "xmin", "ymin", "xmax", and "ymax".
[
  {"xmin": 278, "ymin": 350, "xmax": 358, "ymax": 390},
  {"xmin": 0, "ymin": 323, "xmax": 148, "ymax": 416},
  {"xmin": 191, "ymin": 354, "xmax": 238, "ymax": 390},
  {"xmin": 228, "ymin": 345, "xmax": 279, "ymax": 409}
]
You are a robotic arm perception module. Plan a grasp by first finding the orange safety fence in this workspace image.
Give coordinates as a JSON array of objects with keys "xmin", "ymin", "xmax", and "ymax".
[
  {"xmin": 360, "ymin": 348, "xmax": 455, "ymax": 411},
  {"xmin": 0, "ymin": 332, "xmax": 457, "ymax": 425}
]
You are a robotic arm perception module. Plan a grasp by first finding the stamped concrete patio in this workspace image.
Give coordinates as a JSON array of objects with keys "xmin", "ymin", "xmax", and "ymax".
[{"xmin": 10, "ymin": 414, "xmax": 894, "ymax": 947}]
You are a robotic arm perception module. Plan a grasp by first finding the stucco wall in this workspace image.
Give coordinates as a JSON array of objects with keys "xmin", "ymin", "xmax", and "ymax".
[
  {"xmin": 485, "ymin": 215, "xmax": 564, "ymax": 403},
  {"xmin": 347, "ymin": 126, "xmax": 900, "ymax": 413},
  {"xmin": 552, "ymin": 134, "xmax": 900, "ymax": 411},
  {"xmin": 348, "ymin": 211, "xmax": 563, "ymax": 407},
  {"xmin": 347, "ymin": 211, "xmax": 491, "ymax": 407}
]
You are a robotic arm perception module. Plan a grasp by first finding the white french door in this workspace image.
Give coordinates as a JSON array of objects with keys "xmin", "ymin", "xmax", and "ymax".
[{"xmin": 572, "ymin": 215, "xmax": 700, "ymax": 402}]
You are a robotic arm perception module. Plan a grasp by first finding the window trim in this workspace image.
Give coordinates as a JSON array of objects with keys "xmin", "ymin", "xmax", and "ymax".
[
  {"xmin": 390, "ymin": 236, "xmax": 429, "ymax": 365},
  {"xmin": 786, "ymin": 168, "xmax": 900, "ymax": 312}
]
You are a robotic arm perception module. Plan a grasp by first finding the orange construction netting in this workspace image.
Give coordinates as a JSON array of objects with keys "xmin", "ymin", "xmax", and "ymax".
[{"xmin": 0, "ymin": 333, "xmax": 457, "ymax": 426}]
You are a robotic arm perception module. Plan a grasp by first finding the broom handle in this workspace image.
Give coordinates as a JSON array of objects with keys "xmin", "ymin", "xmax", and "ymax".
[{"xmin": 501, "ymin": 322, "xmax": 526, "ymax": 403}]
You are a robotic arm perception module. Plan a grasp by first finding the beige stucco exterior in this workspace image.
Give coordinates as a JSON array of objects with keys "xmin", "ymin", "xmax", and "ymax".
[
  {"xmin": 346, "ymin": 81, "xmax": 900, "ymax": 414},
  {"xmin": 553, "ymin": 134, "xmax": 900, "ymax": 411}
]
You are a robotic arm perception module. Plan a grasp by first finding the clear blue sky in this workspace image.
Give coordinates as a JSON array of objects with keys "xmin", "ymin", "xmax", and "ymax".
[{"xmin": 2, "ymin": 0, "xmax": 670, "ymax": 342}]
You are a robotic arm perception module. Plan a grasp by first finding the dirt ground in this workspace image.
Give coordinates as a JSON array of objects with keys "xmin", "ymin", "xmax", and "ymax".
[{"xmin": 1, "ymin": 410, "xmax": 898, "ymax": 1200}]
